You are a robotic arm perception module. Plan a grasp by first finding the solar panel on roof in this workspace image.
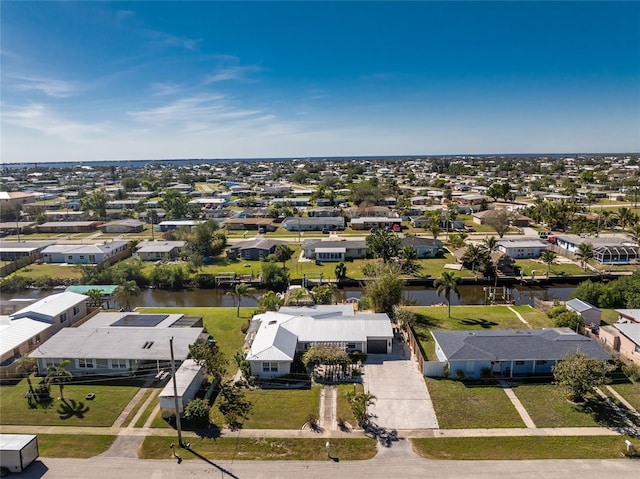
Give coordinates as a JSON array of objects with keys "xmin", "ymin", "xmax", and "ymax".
[{"xmin": 112, "ymin": 314, "xmax": 169, "ymax": 327}]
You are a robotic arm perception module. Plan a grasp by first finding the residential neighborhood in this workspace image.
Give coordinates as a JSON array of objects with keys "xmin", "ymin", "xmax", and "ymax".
[{"xmin": 1, "ymin": 155, "xmax": 639, "ymax": 473}]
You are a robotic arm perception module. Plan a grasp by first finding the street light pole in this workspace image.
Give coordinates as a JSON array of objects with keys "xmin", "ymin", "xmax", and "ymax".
[{"xmin": 169, "ymin": 337, "xmax": 183, "ymax": 447}]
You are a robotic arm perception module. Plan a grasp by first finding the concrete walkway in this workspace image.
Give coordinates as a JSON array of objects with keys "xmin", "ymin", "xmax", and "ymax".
[
  {"xmin": 507, "ymin": 305, "xmax": 532, "ymax": 329},
  {"xmin": 498, "ymin": 380, "xmax": 536, "ymax": 428},
  {"xmin": 605, "ymin": 385, "xmax": 640, "ymax": 418},
  {"xmin": 318, "ymin": 385, "xmax": 337, "ymax": 431}
]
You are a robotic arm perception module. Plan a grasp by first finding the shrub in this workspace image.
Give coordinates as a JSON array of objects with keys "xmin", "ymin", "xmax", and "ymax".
[
  {"xmin": 480, "ymin": 367, "xmax": 493, "ymax": 383},
  {"xmin": 553, "ymin": 310, "xmax": 582, "ymax": 330},
  {"xmin": 184, "ymin": 398, "xmax": 211, "ymax": 426},
  {"xmin": 455, "ymin": 369, "xmax": 466, "ymax": 380}
]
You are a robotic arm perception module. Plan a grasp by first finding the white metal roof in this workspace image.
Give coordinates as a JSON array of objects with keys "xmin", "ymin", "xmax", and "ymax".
[
  {"xmin": 614, "ymin": 323, "xmax": 640, "ymax": 345},
  {"xmin": 316, "ymin": 247, "xmax": 347, "ymax": 254},
  {"xmin": 11, "ymin": 292, "xmax": 87, "ymax": 320},
  {"xmin": 0, "ymin": 316, "xmax": 51, "ymax": 357},
  {"xmin": 29, "ymin": 326, "xmax": 202, "ymax": 360},
  {"xmin": 159, "ymin": 359, "xmax": 204, "ymax": 398}
]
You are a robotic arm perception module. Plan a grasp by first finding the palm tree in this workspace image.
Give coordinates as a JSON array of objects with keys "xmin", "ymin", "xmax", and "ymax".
[
  {"xmin": 629, "ymin": 224, "xmax": 640, "ymax": 244},
  {"xmin": 617, "ymin": 207, "xmax": 634, "ymax": 231},
  {"xmin": 575, "ymin": 243, "xmax": 594, "ymax": 271},
  {"xmin": 46, "ymin": 360, "xmax": 72, "ymax": 403},
  {"xmin": 462, "ymin": 244, "xmax": 487, "ymax": 275},
  {"xmin": 334, "ymin": 261, "xmax": 347, "ymax": 281},
  {"xmin": 227, "ymin": 283, "xmax": 256, "ymax": 317},
  {"xmin": 114, "ymin": 280, "xmax": 141, "ymax": 311},
  {"xmin": 85, "ymin": 288, "xmax": 104, "ymax": 308},
  {"xmin": 482, "ymin": 236, "xmax": 498, "ymax": 253},
  {"xmin": 540, "ymin": 250, "xmax": 557, "ymax": 276},
  {"xmin": 399, "ymin": 246, "xmax": 418, "ymax": 273},
  {"xmin": 286, "ymin": 287, "xmax": 311, "ymax": 306},
  {"xmin": 15, "ymin": 355, "xmax": 36, "ymax": 395},
  {"xmin": 434, "ymin": 271, "xmax": 460, "ymax": 318}
]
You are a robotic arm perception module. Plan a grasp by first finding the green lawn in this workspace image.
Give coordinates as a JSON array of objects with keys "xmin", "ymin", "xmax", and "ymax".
[
  {"xmin": 425, "ymin": 378, "xmax": 524, "ymax": 428},
  {"xmin": 209, "ymin": 386, "xmax": 321, "ymax": 429},
  {"xmin": 38, "ymin": 434, "xmax": 117, "ymax": 458},
  {"xmin": 511, "ymin": 383, "xmax": 629, "ymax": 428},
  {"xmin": 121, "ymin": 388, "xmax": 155, "ymax": 428},
  {"xmin": 514, "ymin": 259, "xmax": 588, "ymax": 277},
  {"xmin": 136, "ymin": 307, "xmax": 246, "ymax": 359},
  {"xmin": 9, "ymin": 263, "xmax": 83, "ymax": 280},
  {"xmin": 0, "ymin": 378, "xmax": 139, "ymax": 426},
  {"xmin": 610, "ymin": 382, "xmax": 640, "ymax": 413},
  {"xmin": 335, "ymin": 383, "xmax": 364, "ymax": 427},
  {"xmin": 411, "ymin": 436, "xmax": 640, "ymax": 460},
  {"xmin": 140, "ymin": 436, "xmax": 376, "ymax": 461},
  {"xmin": 509, "ymin": 305, "xmax": 554, "ymax": 329}
]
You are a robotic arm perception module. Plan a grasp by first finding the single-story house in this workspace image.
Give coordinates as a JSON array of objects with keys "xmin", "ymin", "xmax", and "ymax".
[
  {"xmin": 269, "ymin": 197, "xmax": 312, "ymax": 207},
  {"xmin": 36, "ymin": 221, "xmax": 102, "ymax": 233},
  {"xmin": 0, "ymin": 221, "xmax": 37, "ymax": 234},
  {"xmin": 409, "ymin": 216, "xmax": 432, "ymax": 229},
  {"xmin": 307, "ymin": 207, "xmax": 341, "ymax": 218},
  {"xmin": 554, "ymin": 234, "xmax": 637, "ymax": 264},
  {"xmin": 497, "ymin": 239, "xmax": 547, "ymax": 259},
  {"xmin": 30, "ymin": 311, "xmax": 204, "ymax": 377},
  {"xmin": 223, "ymin": 218, "xmax": 277, "ymax": 231},
  {"xmin": 565, "ymin": 298, "xmax": 602, "ymax": 327},
  {"xmin": 0, "ymin": 292, "xmax": 88, "ymax": 379},
  {"xmin": 41, "ymin": 241, "xmax": 129, "ymax": 264},
  {"xmin": 0, "ymin": 241, "xmax": 54, "ymax": 261},
  {"xmin": 159, "ymin": 359, "xmax": 207, "ymax": 418},
  {"xmin": 473, "ymin": 210, "xmax": 531, "ymax": 227},
  {"xmin": 133, "ymin": 241, "xmax": 186, "ymax": 261},
  {"xmin": 431, "ymin": 328, "xmax": 610, "ymax": 379},
  {"xmin": 100, "ymin": 219, "xmax": 145, "ymax": 233},
  {"xmin": 281, "ymin": 216, "xmax": 345, "ymax": 232},
  {"xmin": 599, "ymin": 323, "xmax": 640, "ymax": 365},
  {"xmin": 344, "ymin": 206, "xmax": 392, "ymax": 219},
  {"xmin": 245, "ymin": 306, "xmax": 393, "ymax": 378},
  {"xmin": 400, "ymin": 237, "xmax": 444, "ymax": 258},
  {"xmin": 301, "ymin": 239, "xmax": 366, "ymax": 262},
  {"xmin": 227, "ymin": 238, "xmax": 288, "ymax": 261},
  {"xmin": 616, "ymin": 309, "xmax": 640, "ymax": 323},
  {"xmin": 65, "ymin": 285, "xmax": 118, "ymax": 308},
  {"xmin": 350, "ymin": 217, "xmax": 402, "ymax": 230},
  {"xmin": 157, "ymin": 220, "xmax": 203, "ymax": 232}
]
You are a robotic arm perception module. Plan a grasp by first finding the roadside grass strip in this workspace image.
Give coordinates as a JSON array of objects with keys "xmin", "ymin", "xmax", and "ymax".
[
  {"xmin": 411, "ymin": 436, "xmax": 640, "ymax": 460},
  {"xmin": 38, "ymin": 434, "xmax": 117, "ymax": 458}
]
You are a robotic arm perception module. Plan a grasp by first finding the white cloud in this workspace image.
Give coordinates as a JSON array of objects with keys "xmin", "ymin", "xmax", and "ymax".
[
  {"xmin": 9, "ymin": 75, "xmax": 80, "ymax": 98},
  {"xmin": 143, "ymin": 29, "xmax": 201, "ymax": 51},
  {"xmin": 2, "ymin": 103, "xmax": 104, "ymax": 142},
  {"xmin": 204, "ymin": 65, "xmax": 262, "ymax": 84}
]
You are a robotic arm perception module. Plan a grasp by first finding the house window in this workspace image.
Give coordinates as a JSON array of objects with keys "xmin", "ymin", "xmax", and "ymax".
[
  {"xmin": 78, "ymin": 359, "xmax": 95, "ymax": 369},
  {"xmin": 535, "ymin": 360, "xmax": 548, "ymax": 365},
  {"xmin": 60, "ymin": 312, "xmax": 68, "ymax": 323},
  {"xmin": 515, "ymin": 361, "xmax": 525, "ymax": 366},
  {"xmin": 262, "ymin": 362, "xmax": 278, "ymax": 372},
  {"xmin": 73, "ymin": 305, "xmax": 80, "ymax": 315},
  {"xmin": 67, "ymin": 255, "xmax": 73, "ymax": 261},
  {"xmin": 79, "ymin": 255, "xmax": 85, "ymax": 260},
  {"xmin": 110, "ymin": 359, "xmax": 128, "ymax": 369},
  {"xmin": 635, "ymin": 345, "xmax": 640, "ymax": 354},
  {"xmin": 44, "ymin": 358, "xmax": 61, "ymax": 368}
]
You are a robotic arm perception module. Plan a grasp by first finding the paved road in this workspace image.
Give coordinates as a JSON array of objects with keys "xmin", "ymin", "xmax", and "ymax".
[
  {"xmin": 21, "ymin": 455, "xmax": 640, "ymax": 479},
  {"xmin": 363, "ymin": 340, "xmax": 439, "ymax": 430}
]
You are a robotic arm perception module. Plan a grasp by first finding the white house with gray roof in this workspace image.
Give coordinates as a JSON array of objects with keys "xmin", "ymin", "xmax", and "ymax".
[
  {"xmin": 301, "ymin": 239, "xmax": 366, "ymax": 262},
  {"xmin": 0, "ymin": 292, "xmax": 88, "ymax": 379},
  {"xmin": 245, "ymin": 306, "xmax": 393, "ymax": 378},
  {"xmin": 29, "ymin": 311, "xmax": 204, "ymax": 377},
  {"xmin": 431, "ymin": 328, "xmax": 610, "ymax": 379},
  {"xmin": 134, "ymin": 240, "xmax": 186, "ymax": 261},
  {"xmin": 41, "ymin": 241, "xmax": 128, "ymax": 264},
  {"xmin": 497, "ymin": 238, "xmax": 548, "ymax": 259}
]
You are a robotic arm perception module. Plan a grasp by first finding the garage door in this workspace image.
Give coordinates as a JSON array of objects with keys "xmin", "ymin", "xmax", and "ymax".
[{"xmin": 367, "ymin": 339, "xmax": 387, "ymax": 354}]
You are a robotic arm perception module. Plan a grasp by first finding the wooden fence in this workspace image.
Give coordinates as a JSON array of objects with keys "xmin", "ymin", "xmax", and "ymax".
[{"xmin": 0, "ymin": 252, "xmax": 41, "ymax": 277}]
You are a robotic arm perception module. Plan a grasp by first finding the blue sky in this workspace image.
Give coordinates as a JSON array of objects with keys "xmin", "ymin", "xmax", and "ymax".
[{"xmin": 2, "ymin": 1, "xmax": 639, "ymax": 163}]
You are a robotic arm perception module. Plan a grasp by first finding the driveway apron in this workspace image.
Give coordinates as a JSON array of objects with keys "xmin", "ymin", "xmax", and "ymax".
[{"xmin": 363, "ymin": 339, "xmax": 439, "ymax": 430}]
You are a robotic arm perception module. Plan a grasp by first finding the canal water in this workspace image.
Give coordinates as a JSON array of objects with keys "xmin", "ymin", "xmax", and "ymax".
[{"xmin": 1, "ymin": 284, "xmax": 576, "ymax": 308}]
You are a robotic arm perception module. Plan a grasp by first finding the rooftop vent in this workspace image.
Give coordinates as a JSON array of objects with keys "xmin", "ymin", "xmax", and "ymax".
[{"xmin": 142, "ymin": 341, "xmax": 155, "ymax": 349}]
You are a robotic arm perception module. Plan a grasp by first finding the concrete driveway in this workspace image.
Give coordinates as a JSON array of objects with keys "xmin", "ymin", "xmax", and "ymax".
[{"xmin": 363, "ymin": 339, "xmax": 439, "ymax": 430}]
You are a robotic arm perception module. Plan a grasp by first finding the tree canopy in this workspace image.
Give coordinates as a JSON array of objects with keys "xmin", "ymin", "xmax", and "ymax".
[{"xmin": 552, "ymin": 351, "xmax": 614, "ymax": 402}]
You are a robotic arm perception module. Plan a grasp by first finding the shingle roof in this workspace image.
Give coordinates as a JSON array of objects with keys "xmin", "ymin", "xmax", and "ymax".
[{"xmin": 432, "ymin": 328, "xmax": 610, "ymax": 361}]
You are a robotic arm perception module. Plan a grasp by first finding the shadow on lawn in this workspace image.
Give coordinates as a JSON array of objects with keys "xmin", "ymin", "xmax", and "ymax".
[
  {"xmin": 57, "ymin": 399, "xmax": 90, "ymax": 419},
  {"xmin": 458, "ymin": 318, "xmax": 498, "ymax": 328}
]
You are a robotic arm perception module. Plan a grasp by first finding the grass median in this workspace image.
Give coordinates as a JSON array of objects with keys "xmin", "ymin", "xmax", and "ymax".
[
  {"xmin": 38, "ymin": 434, "xmax": 117, "ymax": 458},
  {"xmin": 411, "ymin": 436, "xmax": 640, "ymax": 460}
]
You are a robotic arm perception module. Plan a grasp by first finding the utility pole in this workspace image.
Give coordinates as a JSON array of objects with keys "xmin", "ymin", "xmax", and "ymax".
[{"xmin": 169, "ymin": 337, "xmax": 183, "ymax": 447}]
